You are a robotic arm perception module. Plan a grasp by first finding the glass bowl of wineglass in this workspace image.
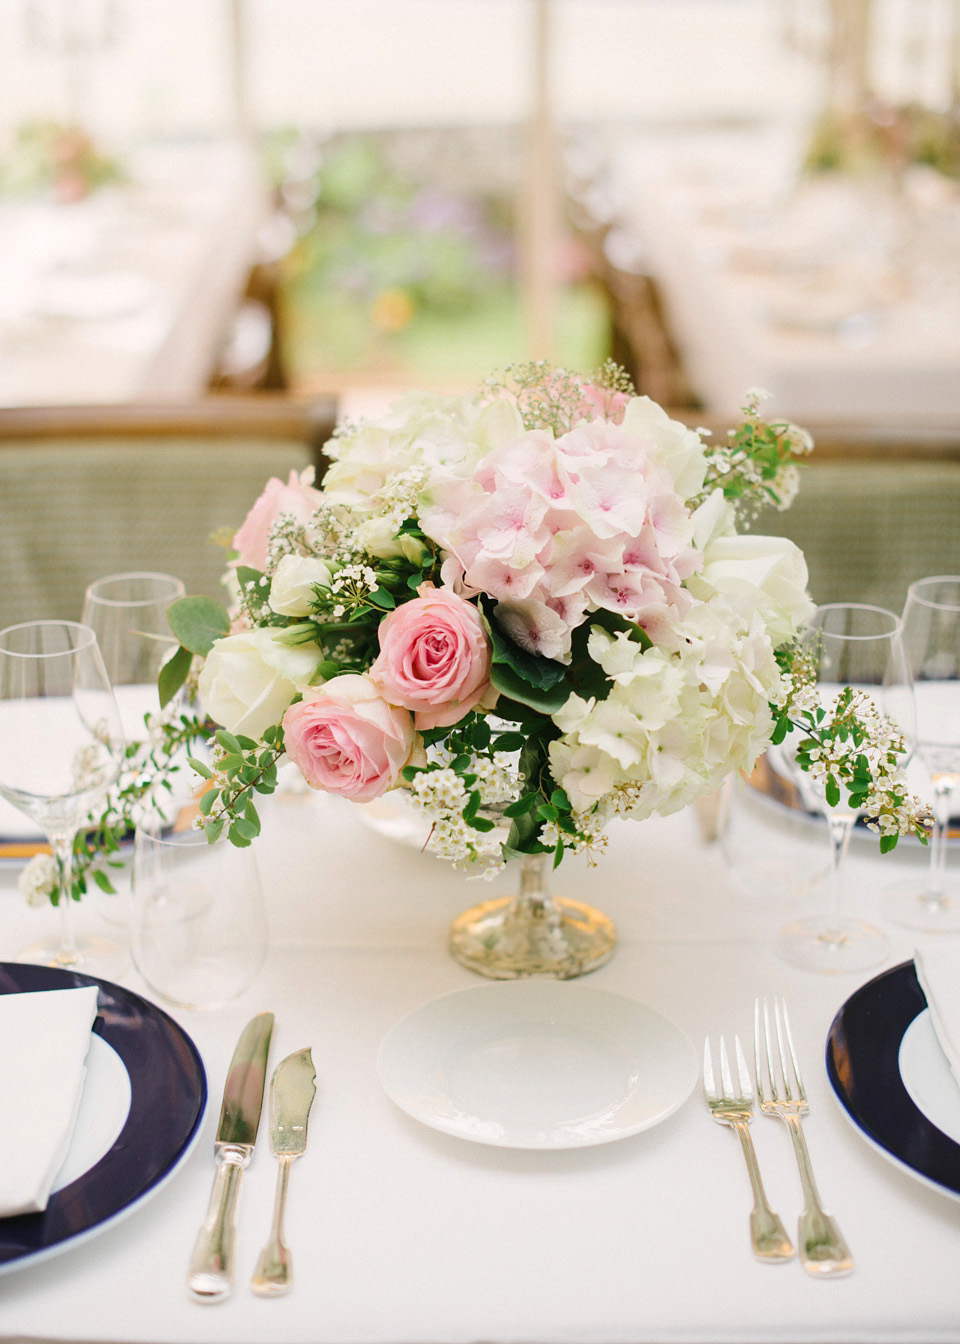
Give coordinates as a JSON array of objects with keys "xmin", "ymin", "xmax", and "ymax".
[
  {"xmin": 775, "ymin": 603, "xmax": 914, "ymax": 974},
  {"xmin": 882, "ymin": 576, "xmax": 960, "ymax": 931},
  {"xmin": 0, "ymin": 620, "xmax": 126, "ymax": 977}
]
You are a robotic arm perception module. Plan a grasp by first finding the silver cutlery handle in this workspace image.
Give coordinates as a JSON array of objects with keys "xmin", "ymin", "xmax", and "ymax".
[
  {"xmin": 251, "ymin": 1154, "xmax": 295, "ymax": 1296},
  {"xmin": 187, "ymin": 1148, "xmax": 248, "ymax": 1302},
  {"xmin": 783, "ymin": 1113, "xmax": 853, "ymax": 1276},
  {"xmin": 729, "ymin": 1120, "xmax": 795, "ymax": 1262}
]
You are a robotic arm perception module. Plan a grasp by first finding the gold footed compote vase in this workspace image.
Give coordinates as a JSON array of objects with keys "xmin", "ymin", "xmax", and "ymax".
[{"xmin": 449, "ymin": 852, "xmax": 616, "ymax": 979}]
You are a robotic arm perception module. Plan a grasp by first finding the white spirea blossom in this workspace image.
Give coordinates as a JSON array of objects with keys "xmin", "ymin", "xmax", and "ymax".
[{"xmin": 19, "ymin": 852, "xmax": 58, "ymax": 907}]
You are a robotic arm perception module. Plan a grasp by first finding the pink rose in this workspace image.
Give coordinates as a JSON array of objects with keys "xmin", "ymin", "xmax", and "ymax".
[
  {"xmin": 282, "ymin": 675, "xmax": 415, "ymax": 802},
  {"xmin": 233, "ymin": 470, "xmax": 324, "ymax": 571},
  {"xmin": 370, "ymin": 585, "xmax": 496, "ymax": 730}
]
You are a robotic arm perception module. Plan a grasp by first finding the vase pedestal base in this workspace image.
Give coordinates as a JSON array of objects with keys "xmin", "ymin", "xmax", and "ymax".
[{"xmin": 449, "ymin": 892, "xmax": 616, "ymax": 980}]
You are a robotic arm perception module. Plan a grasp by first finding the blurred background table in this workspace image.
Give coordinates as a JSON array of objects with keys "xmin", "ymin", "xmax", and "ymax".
[
  {"xmin": 0, "ymin": 138, "xmax": 266, "ymax": 407},
  {"xmin": 600, "ymin": 126, "xmax": 960, "ymax": 425}
]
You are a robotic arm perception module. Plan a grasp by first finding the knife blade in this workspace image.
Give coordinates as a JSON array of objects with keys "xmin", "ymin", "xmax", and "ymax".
[
  {"xmin": 187, "ymin": 1012, "xmax": 274, "ymax": 1303},
  {"xmin": 250, "ymin": 1047, "xmax": 316, "ymax": 1297}
]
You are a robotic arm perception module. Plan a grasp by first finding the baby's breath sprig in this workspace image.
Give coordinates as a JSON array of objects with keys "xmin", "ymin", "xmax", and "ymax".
[{"xmin": 482, "ymin": 360, "xmax": 636, "ymax": 436}]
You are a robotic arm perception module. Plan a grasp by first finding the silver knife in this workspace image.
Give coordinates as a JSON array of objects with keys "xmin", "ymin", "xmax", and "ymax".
[
  {"xmin": 251, "ymin": 1047, "xmax": 317, "ymax": 1297},
  {"xmin": 187, "ymin": 1012, "xmax": 274, "ymax": 1303}
]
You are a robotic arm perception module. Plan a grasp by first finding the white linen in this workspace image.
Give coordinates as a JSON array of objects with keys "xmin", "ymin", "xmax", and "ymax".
[
  {"xmin": 0, "ymin": 984, "xmax": 98, "ymax": 1216},
  {"xmin": 0, "ymin": 796, "xmax": 958, "ymax": 1342},
  {"xmin": 914, "ymin": 944, "xmax": 960, "ymax": 1088},
  {"xmin": 606, "ymin": 127, "xmax": 960, "ymax": 423}
]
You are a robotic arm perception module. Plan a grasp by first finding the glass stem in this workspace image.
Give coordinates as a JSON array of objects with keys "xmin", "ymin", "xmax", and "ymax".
[
  {"xmin": 825, "ymin": 814, "xmax": 855, "ymax": 937},
  {"xmin": 50, "ymin": 829, "xmax": 80, "ymax": 967},
  {"xmin": 927, "ymin": 775, "xmax": 956, "ymax": 905}
]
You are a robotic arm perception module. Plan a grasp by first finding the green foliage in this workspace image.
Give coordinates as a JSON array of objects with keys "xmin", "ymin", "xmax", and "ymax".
[
  {"xmin": 158, "ymin": 644, "xmax": 193, "ymax": 710},
  {"xmin": 166, "ymin": 596, "xmax": 230, "ymax": 656}
]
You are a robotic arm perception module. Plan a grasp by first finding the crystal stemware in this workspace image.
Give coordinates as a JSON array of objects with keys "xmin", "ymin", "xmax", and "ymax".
[
  {"xmin": 81, "ymin": 572, "xmax": 186, "ymax": 925},
  {"xmin": 775, "ymin": 603, "xmax": 914, "ymax": 974},
  {"xmin": 0, "ymin": 620, "xmax": 126, "ymax": 975},
  {"xmin": 881, "ymin": 576, "xmax": 960, "ymax": 931},
  {"xmin": 81, "ymin": 571, "xmax": 185, "ymax": 741}
]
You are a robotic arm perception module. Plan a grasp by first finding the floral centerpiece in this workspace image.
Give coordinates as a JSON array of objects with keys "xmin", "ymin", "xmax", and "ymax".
[
  {"xmin": 148, "ymin": 362, "xmax": 928, "ymax": 975},
  {"xmin": 22, "ymin": 363, "xmax": 930, "ymax": 977}
]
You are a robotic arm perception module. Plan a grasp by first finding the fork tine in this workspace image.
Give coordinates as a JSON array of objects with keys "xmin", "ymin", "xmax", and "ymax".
[
  {"xmin": 780, "ymin": 999, "xmax": 806, "ymax": 1102},
  {"xmin": 762, "ymin": 997, "xmax": 780, "ymax": 1102},
  {"xmin": 719, "ymin": 1035, "xmax": 735, "ymax": 1100},
  {"xmin": 734, "ymin": 1035, "xmax": 754, "ymax": 1100},
  {"xmin": 703, "ymin": 1036, "xmax": 717, "ymax": 1101},
  {"xmin": 753, "ymin": 999, "xmax": 766, "ymax": 1100},
  {"xmin": 773, "ymin": 998, "xmax": 794, "ymax": 1102}
]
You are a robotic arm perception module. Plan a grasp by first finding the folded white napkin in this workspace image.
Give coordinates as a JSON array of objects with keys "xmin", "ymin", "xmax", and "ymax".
[
  {"xmin": 0, "ymin": 985, "xmax": 99, "ymax": 1216},
  {"xmin": 915, "ymin": 947, "xmax": 960, "ymax": 1089}
]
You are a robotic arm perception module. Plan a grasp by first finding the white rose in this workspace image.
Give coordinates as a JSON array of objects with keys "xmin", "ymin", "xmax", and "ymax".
[
  {"xmin": 354, "ymin": 515, "xmax": 430, "ymax": 564},
  {"xmin": 696, "ymin": 533, "xmax": 814, "ymax": 644},
  {"xmin": 198, "ymin": 628, "xmax": 322, "ymax": 740},
  {"xmin": 268, "ymin": 554, "xmax": 333, "ymax": 617},
  {"xmin": 689, "ymin": 488, "xmax": 735, "ymax": 551}
]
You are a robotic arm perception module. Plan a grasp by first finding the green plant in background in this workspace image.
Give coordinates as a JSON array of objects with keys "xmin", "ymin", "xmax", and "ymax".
[
  {"xmin": 804, "ymin": 105, "xmax": 960, "ymax": 179},
  {"xmin": 261, "ymin": 128, "xmax": 609, "ymax": 382},
  {"xmin": 0, "ymin": 120, "xmax": 122, "ymax": 203}
]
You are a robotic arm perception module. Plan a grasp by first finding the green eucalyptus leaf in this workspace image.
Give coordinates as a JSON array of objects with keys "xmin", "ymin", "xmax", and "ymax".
[
  {"xmin": 166, "ymin": 596, "xmax": 230, "ymax": 657},
  {"xmin": 158, "ymin": 644, "xmax": 193, "ymax": 709}
]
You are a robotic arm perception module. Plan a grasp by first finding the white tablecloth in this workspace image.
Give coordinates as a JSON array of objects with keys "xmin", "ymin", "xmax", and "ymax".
[
  {"xmin": 0, "ymin": 788, "xmax": 958, "ymax": 1344},
  {"xmin": 606, "ymin": 127, "xmax": 960, "ymax": 424},
  {"xmin": 0, "ymin": 138, "xmax": 265, "ymax": 407}
]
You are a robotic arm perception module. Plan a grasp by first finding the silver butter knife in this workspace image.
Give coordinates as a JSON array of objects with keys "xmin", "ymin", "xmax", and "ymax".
[
  {"xmin": 251, "ymin": 1047, "xmax": 316, "ymax": 1297},
  {"xmin": 187, "ymin": 1012, "xmax": 274, "ymax": 1303}
]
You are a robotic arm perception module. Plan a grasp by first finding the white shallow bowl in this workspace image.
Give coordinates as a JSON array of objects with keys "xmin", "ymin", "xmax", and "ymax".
[{"xmin": 378, "ymin": 980, "xmax": 697, "ymax": 1150}]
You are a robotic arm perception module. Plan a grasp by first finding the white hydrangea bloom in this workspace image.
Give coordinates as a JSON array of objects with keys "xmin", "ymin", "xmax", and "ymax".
[{"xmin": 548, "ymin": 592, "xmax": 784, "ymax": 817}]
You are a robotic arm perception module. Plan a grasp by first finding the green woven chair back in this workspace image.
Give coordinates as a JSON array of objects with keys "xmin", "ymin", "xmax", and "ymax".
[
  {"xmin": 0, "ymin": 437, "xmax": 315, "ymax": 629},
  {"xmin": 753, "ymin": 459, "xmax": 960, "ymax": 618}
]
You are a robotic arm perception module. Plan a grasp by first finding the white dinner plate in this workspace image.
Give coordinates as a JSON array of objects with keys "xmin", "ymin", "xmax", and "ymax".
[
  {"xmin": 0, "ymin": 963, "xmax": 207, "ymax": 1273},
  {"xmin": 377, "ymin": 980, "xmax": 697, "ymax": 1149},
  {"xmin": 827, "ymin": 961, "xmax": 960, "ymax": 1202}
]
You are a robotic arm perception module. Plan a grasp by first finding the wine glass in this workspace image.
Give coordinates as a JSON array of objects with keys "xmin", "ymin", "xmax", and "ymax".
[
  {"xmin": 81, "ymin": 572, "xmax": 186, "ymax": 925},
  {"xmin": 882, "ymin": 576, "xmax": 960, "ymax": 931},
  {"xmin": 776, "ymin": 603, "xmax": 914, "ymax": 974},
  {"xmin": 0, "ymin": 620, "xmax": 125, "ymax": 975},
  {"xmin": 81, "ymin": 572, "xmax": 185, "ymax": 741},
  {"xmin": 131, "ymin": 824, "xmax": 268, "ymax": 1010}
]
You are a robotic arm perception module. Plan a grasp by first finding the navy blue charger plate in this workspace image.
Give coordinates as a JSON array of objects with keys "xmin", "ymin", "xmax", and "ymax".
[
  {"xmin": 826, "ymin": 959, "xmax": 960, "ymax": 1201},
  {"xmin": 0, "ymin": 961, "xmax": 207, "ymax": 1271}
]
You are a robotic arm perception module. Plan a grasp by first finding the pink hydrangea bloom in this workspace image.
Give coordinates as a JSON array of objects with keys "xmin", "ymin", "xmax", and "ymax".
[{"xmin": 420, "ymin": 418, "xmax": 699, "ymax": 661}]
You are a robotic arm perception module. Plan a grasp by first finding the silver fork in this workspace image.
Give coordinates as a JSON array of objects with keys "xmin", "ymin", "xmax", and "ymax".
[
  {"xmin": 754, "ymin": 998, "xmax": 854, "ymax": 1277},
  {"xmin": 703, "ymin": 1034, "xmax": 795, "ymax": 1262}
]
